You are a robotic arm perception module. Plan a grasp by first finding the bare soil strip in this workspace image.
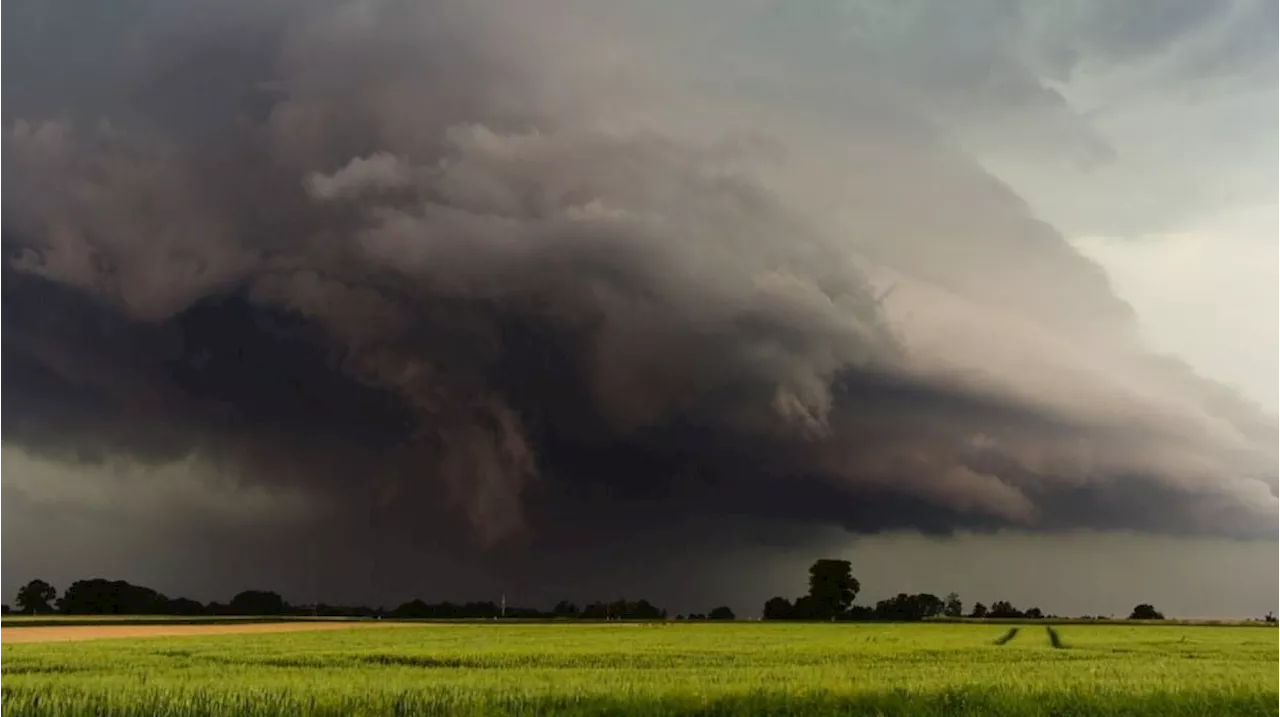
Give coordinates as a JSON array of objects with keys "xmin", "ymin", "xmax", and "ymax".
[{"xmin": 2, "ymin": 621, "xmax": 411, "ymax": 644}]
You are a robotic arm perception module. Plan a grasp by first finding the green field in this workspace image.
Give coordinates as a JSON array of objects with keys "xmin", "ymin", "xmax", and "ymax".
[{"xmin": 3, "ymin": 622, "xmax": 1276, "ymax": 716}]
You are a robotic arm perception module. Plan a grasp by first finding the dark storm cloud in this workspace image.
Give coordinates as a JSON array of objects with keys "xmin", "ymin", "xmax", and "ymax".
[{"xmin": 3, "ymin": 0, "xmax": 1276, "ymax": 573}]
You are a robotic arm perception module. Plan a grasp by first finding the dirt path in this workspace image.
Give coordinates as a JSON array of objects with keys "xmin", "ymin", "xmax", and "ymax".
[{"xmin": 1, "ymin": 621, "xmax": 411, "ymax": 644}]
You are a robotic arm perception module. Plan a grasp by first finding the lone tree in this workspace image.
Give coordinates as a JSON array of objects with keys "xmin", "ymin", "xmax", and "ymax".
[
  {"xmin": 762, "ymin": 596, "xmax": 793, "ymax": 620},
  {"xmin": 552, "ymin": 601, "xmax": 578, "ymax": 617},
  {"xmin": 15, "ymin": 579, "xmax": 56, "ymax": 614},
  {"xmin": 806, "ymin": 559, "xmax": 860, "ymax": 619},
  {"xmin": 988, "ymin": 600, "xmax": 1023, "ymax": 619},
  {"xmin": 943, "ymin": 592, "xmax": 963, "ymax": 618},
  {"xmin": 969, "ymin": 602, "xmax": 988, "ymax": 619},
  {"xmin": 1128, "ymin": 604, "xmax": 1164, "ymax": 620},
  {"xmin": 708, "ymin": 606, "xmax": 735, "ymax": 620}
]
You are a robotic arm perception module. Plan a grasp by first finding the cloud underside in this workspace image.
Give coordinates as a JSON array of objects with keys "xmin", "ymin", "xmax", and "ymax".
[{"xmin": 3, "ymin": 0, "xmax": 1276, "ymax": 557}]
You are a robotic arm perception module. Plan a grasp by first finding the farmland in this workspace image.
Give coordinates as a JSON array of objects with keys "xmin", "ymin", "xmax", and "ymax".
[
  {"xmin": 3, "ymin": 621, "xmax": 1275, "ymax": 716},
  {"xmin": 1, "ymin": 615, "xmax": 330, "ymax": 628},
  {"xmin": 0, "ymin": 618, "xmax": 413, "ymax": 644}
]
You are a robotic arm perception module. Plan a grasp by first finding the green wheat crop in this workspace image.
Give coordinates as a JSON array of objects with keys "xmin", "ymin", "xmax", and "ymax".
[{"xmin": 3, "ymin": 622, "xmax": 1275, "ymax": 716}]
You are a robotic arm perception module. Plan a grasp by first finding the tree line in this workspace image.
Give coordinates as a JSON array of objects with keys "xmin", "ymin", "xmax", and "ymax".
[
  {"xmin": 9, "ymin": 562, "xmax": 1214, "ymax": 622},
  {"xmin": 758, "ymin": 560, "xmax": 1193, "ymax": 622},
  {"xmin": 10, "ymin": 579, "xmax": 295, "ymax": 617},
  {"xmin": 7, "ymin": 578, "xmax": 738, "ymax": 621}
]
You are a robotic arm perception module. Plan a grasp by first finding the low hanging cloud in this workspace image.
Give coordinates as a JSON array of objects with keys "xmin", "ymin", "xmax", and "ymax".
[{"xmin": 3, "ymin": 0, "xmax": 1275, "ymax": 571}]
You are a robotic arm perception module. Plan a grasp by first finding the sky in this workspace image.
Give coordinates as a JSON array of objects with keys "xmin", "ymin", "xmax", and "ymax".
[{"xmin": 2, "ymin": 0, "xmax": 1276, "ymax": 618}]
